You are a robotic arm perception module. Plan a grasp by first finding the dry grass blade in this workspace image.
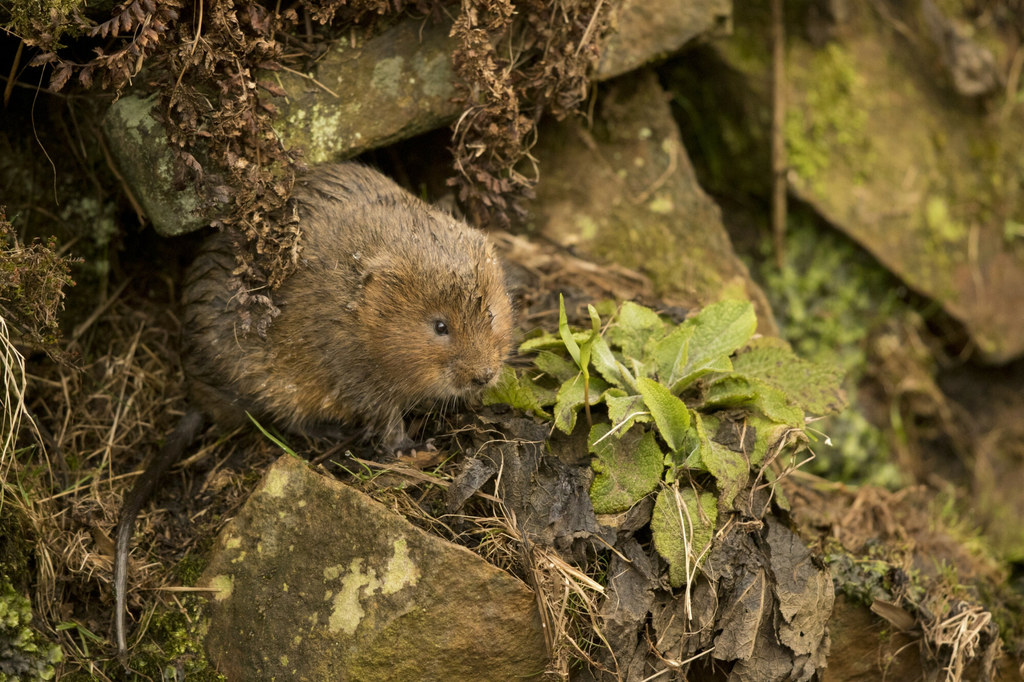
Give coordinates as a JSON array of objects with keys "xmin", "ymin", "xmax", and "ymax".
[
  {"xmin": 480, "ymin": 489, "xmax": 615, "ymax": 680},
  {"xmin": 925, "ymin": 602, "xmax": 995, "ymax": 682},
  {"xmin": 1, "ymin": 315, "xmax": 34, "ymax": 487},
  {"xmin": 530, "ymin": 544, "xmax": 616, "ymax": 679}
]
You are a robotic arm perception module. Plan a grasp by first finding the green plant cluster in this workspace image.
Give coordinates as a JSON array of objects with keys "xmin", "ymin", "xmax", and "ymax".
[
  {"xmin": 486, "ymin": 298, "xmax": 845, "ymax": 587},
  {"xmin": 0, "ymin": 575, "xmax": 62, "ymax": 682}
]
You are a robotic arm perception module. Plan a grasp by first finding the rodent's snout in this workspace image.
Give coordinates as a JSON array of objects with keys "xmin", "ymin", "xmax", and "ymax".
[{"xmin": 471, "ymin": 367, "xmax": 497, "ymax": 387}]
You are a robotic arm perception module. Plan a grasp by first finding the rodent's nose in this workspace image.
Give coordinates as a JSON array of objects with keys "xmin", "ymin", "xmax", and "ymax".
[{"xmin": 472, "ymin": 368, "xmax": 496, "ymax": 387}]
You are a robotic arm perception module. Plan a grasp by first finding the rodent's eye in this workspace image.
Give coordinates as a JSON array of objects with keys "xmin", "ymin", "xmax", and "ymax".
[{"xmin": 433, "ymin": 320, "xmax": 449, "ymax": 336}]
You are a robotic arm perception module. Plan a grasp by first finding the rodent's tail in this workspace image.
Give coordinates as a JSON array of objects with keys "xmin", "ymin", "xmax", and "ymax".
[{"xmin": 114, "ymin": 409, "xmax": 206, "ymax": 657}]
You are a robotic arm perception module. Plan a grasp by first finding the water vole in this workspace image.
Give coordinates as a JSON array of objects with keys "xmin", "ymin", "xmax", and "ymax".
[
  {"xmin": 183, "ymin": 162, "xmax": 514, "ymax": 444},
  {"xmin": 114, "ymin": 162, "xmax": 514, "ymax": 653}
]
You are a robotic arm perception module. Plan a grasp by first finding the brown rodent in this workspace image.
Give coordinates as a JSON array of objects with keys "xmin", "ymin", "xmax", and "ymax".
[{"xmin": 114, "ymin": 162, "xmax": 514, "ymax": 654}]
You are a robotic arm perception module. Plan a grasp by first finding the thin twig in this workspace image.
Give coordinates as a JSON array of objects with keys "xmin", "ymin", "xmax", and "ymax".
[
  {"xmin": 275, "ymin": 63, "xmax": 339, "ymax": 98},
  {"xmin": 4, "ymin": 38, "xmax": 23, "ymax": 107}
]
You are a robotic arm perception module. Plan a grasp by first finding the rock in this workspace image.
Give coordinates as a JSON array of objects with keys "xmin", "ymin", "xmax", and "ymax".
[
  {"xmin": 596, "ymin": 0, "xmax": 731, "ymax": 80},
  {"xmin": 522, "ymin": 69, "xmax": 777, "ymax": 334},
  {"xmin": 104, "ymin": 94, "xmax": 230, "ymax": 237},
  {"xmin": 702, "ymin": 1, "xmax": 1024, "ymax": 362},
  {"xmin": 105, "ymin": 2, "xmax": 735, "ymax": 236},
  {"xmin": 268, "ymin": 18, "xmax": 460, "ymax": 165},
  {"xmin": 200, "ymin": 455, "xmax": 548, "ymax": 680},
  {"xmin": 918, "ymin": 0, "xmax": 1001, "ymax": 99}
]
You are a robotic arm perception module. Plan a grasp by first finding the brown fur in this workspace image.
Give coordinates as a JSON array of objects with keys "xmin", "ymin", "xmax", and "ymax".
[{"xmin": 181, "ymin": 162, "xmax": 514, "ymax": 444}]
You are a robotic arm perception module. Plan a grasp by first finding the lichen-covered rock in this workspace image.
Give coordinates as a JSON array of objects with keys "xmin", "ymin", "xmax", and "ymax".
[
  {"xmin": 523, "ymin": 69, "xmax": 777, "ymax": 334},
  {"xmin": 200, "ymin": 455, "xmax": 547, "ymax": 680},
  {"xmin": 269, "ymin": 18, "xmax": 460, "ymax": 165},
  {"xmin": 104, "ymin": 94, "xmax": 228, "ymax": 237}
]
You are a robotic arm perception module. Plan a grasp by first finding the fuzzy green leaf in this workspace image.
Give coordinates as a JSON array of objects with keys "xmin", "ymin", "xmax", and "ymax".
[
  {"xmin": 519, "ymin": 331, "xmax": 589, "ymax": 355},
  {"xmin": 607, "ymin": 301, "xmax": 667, "ymax": 360},
  {"xmin": 482, "ymin": 365, "xmax": 551, "ymax": 418},
  {"xmin": 651, "ymin": 485, "xmax": 718, "ymax": 588},
  {"xmin": 591, "ymin": 336, "xmax": 636, "ymax": 390},
  {"xmin": 704, "ymin": 375, "xmax": 805, "ymax": 428},
  {"xmin": 704, "ymin": 441, "xmax": 749, "ymax": 511},
  {"xmin": 589, "ymin": 423, "xmax": 663, "ymax": 514},
  {"xmin": 558, "ymin": 293, "xmax": 581, "ymax": 368},
  {"xmin": 606, "ymin": 391, "xmax": 651, "ymax": 435},
  {"xmin": 731, "ymin": 339, "xmax": 847, "ymax": 416},
  {"xmin": 671, "ymin": 300, "xmax": 757, "ymax": 391},
  {"xmin": 679, "ymin": 411, "xmax": 712, "ymax": 473},
  {"xmin": 749, "ymin": 413, "xmax": 803, "ymax": 468},
  {"xmin": 554, "ymin": 373, "xmax": 610, "ymax": 434},
  {"xmin": 637, "ymin": 377, "xmax": 691, "ymax": 452},
  {"xmin": 652, "ymin": 323, "xmax": 694, "ymax": 387},
  {"xmin": 534, "ymin": 350, "xmax": 579, "ymax": 382}
]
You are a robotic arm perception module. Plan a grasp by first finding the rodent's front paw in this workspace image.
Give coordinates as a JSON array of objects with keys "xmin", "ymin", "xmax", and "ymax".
[{"xmin": 379, "ymin": 420, "xmax": 414, "ymax": 453}]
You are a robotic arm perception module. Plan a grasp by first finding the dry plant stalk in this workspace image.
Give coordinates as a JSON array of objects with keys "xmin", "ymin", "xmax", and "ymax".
[
  {"xmin": 925, "ymin": 602, "xmax": 996, "ymax": 682},
  {"xmin": 0, "ymin": 315, "xmax": 35, "ymax": 490},
  {"xmin": 529, "ymin": 544, "xmax": 615, "ymax": 678}
]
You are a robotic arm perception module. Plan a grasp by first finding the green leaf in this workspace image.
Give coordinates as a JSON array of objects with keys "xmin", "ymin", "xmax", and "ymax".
[
  {"xmin": 703, "ymin": 441, "xmax": 749, "ymax": 511},
  {"xmin": 534, "ymin": 350, "xmax": 579, "ymax": 382},
  {"xmin": 651, "ymin": 485, "xmax": 718, "ymax": 588},
  {"xmin": 519, "ymin": 331, "xmax": 588, "ymax": 355},
  {"xmin": 637, "ymin": 377, "xmax": 691, "ymax": 452},
  {"xmin": 702, "ymin": 375, "xmax": 758, "ymax": 406},
  {"xmin": 591, "ymin": 336, "xmax": 636, "ymax": 390},
  {"xmin": 588, "ymin": 423, "xmax": 663, "ymax": 514},
  {"xmin": 576, "ymin": 304, "xmax": 602, "ymax": 378},
  {"xmin": 652, "ymin": 324, "xmax": 694, "ymax": 387},
  {"xmin": 558, "ymin": 294, "xmax": 582, "ymax": 368},
  {"xmin": 247, "ymin": 413, "xmax": 298, "ymax": 457},
  {"xmin": 748, "ymin": 413, "xmax": 803, "ymax": 468},
  {"xmin": 607, "ymin": 301, "xmax": 667, "ymax": 360},
  {"xmin": 672, "ymin": 300, "xmax": 757, "ymax": 392},
  {"xmin": 606, "ymin": 391, "xmax": 651, "ymax": 435},
  {"xmin": 704, "ymin": 375, "xmax": 805, "ymax": 427},
  {"xmin": 482, "ymin": 365, "xmax": 551, "ymax": 418},
  {"xmin": 680, "ymin": 411, "xmax": 712, "ymax": 473},
  {"xmin": 731, "ymin": 338, "xmax": 847, "ymax": 416},
  {"xmin": 588, "ymin": 304, "xmax": 602, "ymax": 336},
  {"xmin": 554, "ymin": 373, "xmax": 610, "ymax": 434}
]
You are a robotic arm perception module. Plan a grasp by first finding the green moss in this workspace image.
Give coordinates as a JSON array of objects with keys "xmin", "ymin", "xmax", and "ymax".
[
  {"xmin": 924, "ymin": 196, "xmax": 967, "ymax": 244},
  {"xmin": 0, "ymin": 506, "xmax": 32, "ymax": 591},
  {"xmin": 174, "ymin": 553, "xmax": 209, "ymax": 587},
  {"xmin": 825, "ymin": 540, "xmax": 928, "ymax": 608},
  {"xmin": 0, "ymin": 574, "xmax": 63, "ymax": 680},
  {"xmin": 121, "ymin": 597, "xmax": 223, "ymax": 681},
  {"xmin": 786, "ymin": 43, "xmax": 873, "ymax": 195},
  {"xmin": 59, "ymin": 197, "xmax": 117, "ymax": 281}
]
